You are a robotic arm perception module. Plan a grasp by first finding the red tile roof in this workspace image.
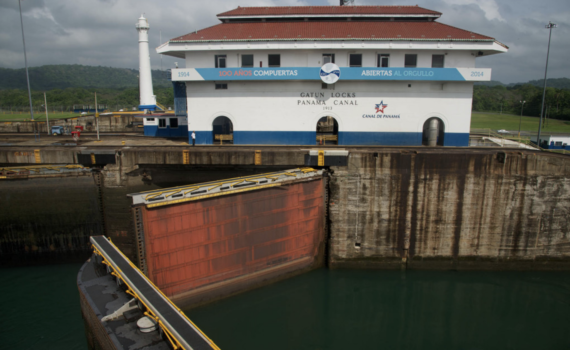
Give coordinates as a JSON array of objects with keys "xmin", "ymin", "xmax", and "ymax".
[
  {"xmin": 171, "ymin": 21, "xmax": 494, "ymax": 42},
  {"xmin": 217, "ymin": 6, "xmax": 441, "ymax": 17}
]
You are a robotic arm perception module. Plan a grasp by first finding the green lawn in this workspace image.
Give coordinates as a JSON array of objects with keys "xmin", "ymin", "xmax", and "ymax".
[
  {"xmin": 471, "ymin": 112, "xmax": 570, "ymax": 133},
  {"xmin": 0, "ymin": 112, "xmax": 79, "ymax": 122}
]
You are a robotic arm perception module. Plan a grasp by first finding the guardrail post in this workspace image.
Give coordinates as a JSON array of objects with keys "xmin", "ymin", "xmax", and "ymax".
[
  {"xmin": 34, "ymin": 149, "xmax": 41, "ymax": 163},
  {"xmin": 318, "ymin": 150, "xmax": 325, "ymax": 166}
]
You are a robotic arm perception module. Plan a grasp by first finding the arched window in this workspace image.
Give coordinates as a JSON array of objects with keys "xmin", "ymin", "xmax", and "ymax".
[
  {"xmin": 422, "ymin": 117, "xmax": 445, "ymax": 146},
  {"xmin": 316, "ymin": 116, "xmax": 338, "ymax": 145},
  {"xmin": 212, "ymin": 116, "xmax": 233, "ymax": 144}
]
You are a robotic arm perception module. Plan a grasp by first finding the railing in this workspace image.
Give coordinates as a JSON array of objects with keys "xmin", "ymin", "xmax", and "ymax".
[
  {"xmin": 316, "ymin": 135, "xmax": 338, "ymax": 145},
  {"xmin": 471, "ymin": 128, "xmax": 568, "ymax": 155},
  {"xmin": 91, "ymin": 236, "xmax": 220, "ymax": 350},
  {"xmin": 214, "ymin": 134, "xmax": 233, "ymax": 144},
  {"xmin": 155, "ymin": 102, "xmax": 167, "ymax": 111}
]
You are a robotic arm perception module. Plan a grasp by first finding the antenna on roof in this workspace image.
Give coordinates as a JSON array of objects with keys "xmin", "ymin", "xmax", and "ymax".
[{"xmin": 340, "ymin": 0, "xmax": 355, "ymax": 5}]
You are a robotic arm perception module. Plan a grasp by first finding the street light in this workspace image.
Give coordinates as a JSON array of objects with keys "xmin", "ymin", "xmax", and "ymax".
[
  {"xmin": 518, "ymin": 100, "xmax": 526, "ymax": 137},
  {"xmin": 537, "ymin": 22, "xmax": 557, "ymax": 148},
  {"xmin": 18, "ymin": 0, "xmax": 34, "ymax": 123}
]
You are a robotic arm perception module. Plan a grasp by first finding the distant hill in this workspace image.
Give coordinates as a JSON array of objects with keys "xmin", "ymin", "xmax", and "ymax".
[
  {"xmin": 474, "ymin": 81, "xmax": 505, "ymax": 87},
  {"xmin": 521, "ymin": 78, "xmax": 570, "ymax": 90},
  {"xmin": 478, "ymin": 78, "xmax": 570, "ymax": 90},
  {"xmin": 0, "ymin": 65, "xmax": 171, "ymax": 90}
]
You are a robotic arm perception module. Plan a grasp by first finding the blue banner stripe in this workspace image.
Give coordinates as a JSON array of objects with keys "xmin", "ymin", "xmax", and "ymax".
[{"xmin": 194, "ymin": 67, "xmax": 468, "ymax": 81}]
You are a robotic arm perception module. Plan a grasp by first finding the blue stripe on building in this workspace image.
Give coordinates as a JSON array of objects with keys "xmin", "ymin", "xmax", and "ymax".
[
  {"xmin": 443, "ymin": 133, "xmax": 470, "ymax": 147},
  {"xmin": 189, "ymin": 131, "xmax": 469, "ymax": 146},
  {"xmin": 138, "ymin": 104, "xmax": 158, "ymax": 111},
  {"xmin": 339, "ymin": 131, "xmax": 421, "ymax": 146},
  {"xmin": 144, "ymin": 125, "xmax": 188, "ymax": 137}
]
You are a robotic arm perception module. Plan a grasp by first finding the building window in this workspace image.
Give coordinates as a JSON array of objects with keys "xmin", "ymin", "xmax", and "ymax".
[
  {"xmin": 158, "ymin": 119, "xmax": 166, "ymax": 128},
  {"xmin": 146, "ymin": 118, "xmax": 155, "ymax": 122},
  {"xmin": 170, "ymin": 118, "xmax": 178, "ymax": 129},
  {"xmin": 242, "ymin": 54, "xmax": 254, "ymax": 68},
  {"xmin": 378, "ymin": 54, "xmax": 390, "ymax": 68},
  {"xmin": 404, "ymin": 54, "xmax": 417, "ymax": 68},
  {"xmin": 555, "ymin": 141, "xmax": 563, "ymax": 146},
  {"xmin": 323, "ymin": 53, "xmax": 335, "ymax": 64},
  {"xmin": 215, "ymin": 55, "xmax": 226, "ymax": 68},
  {"xmin": 432, "ymin": 55, "xmax": 445, "ymax": 68},
  {"xmin": 349, "ymin": 54, "xmax": 362, "ymax": 67},
  {"xmin": 215, "ymin": 83, "xmax": 228, "ymax": 90},
  {"xmin": 268, "ymin": 54, "xmax": 280, "ymax": 67}
]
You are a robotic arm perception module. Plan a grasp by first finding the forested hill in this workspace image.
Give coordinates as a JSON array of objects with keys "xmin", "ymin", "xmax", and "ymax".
[
  {"xmin": 523, "ymin": 78, "xmax": 570, "ymax": 90},
  {"xmin": 0, "ymin": 65, "xmax": 171, "ymax": 90},
  {"xmin": 476, "ymin": 78, "xmax": 570, "ymax": 90}
]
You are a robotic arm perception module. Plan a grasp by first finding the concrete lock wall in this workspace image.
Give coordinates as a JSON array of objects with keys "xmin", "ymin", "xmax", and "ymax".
[
  {"xmin": 0, "ymin": 175, "xmax": 103, "ymax": 265},
  {"xmin": 0, "ymin": 114, "xmax": 141, "ymax": 134},
  {"xmin": 328, "ymin": 151, "xmax": 570, "ymax": 270}
]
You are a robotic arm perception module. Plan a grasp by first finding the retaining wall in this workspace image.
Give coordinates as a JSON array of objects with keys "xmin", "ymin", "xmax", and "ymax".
[{"xmin": 328, "ymin": 150, "xmax": 570, "ymax": 269}]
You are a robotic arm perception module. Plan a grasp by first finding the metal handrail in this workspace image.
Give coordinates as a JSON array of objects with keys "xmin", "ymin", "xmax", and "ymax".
[
  {"xmin": 91, "ymin": 238, "xmax": 220, "ymax": 350},
  {"xmin": 472, "ymin": 128, "xmax": 567, "ymax": 154}
]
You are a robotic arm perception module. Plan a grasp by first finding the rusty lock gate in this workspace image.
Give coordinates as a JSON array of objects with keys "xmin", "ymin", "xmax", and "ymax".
[{"xmin": 128, "ymin": 168, "xmax": 326, "ymax": 305}]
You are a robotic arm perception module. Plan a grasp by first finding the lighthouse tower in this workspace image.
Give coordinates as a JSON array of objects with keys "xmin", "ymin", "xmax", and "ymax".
[{"xmin": 136, "ymin": 15, "xmax": 157, "ymax": 111}]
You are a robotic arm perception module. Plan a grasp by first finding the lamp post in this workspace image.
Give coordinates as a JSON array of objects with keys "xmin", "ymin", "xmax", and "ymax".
[
  {"xmin": 537, "ymin": 22, "xmax": 557, "ymax": 149},
  {"xmin": 95, "ymin": 92, "xmax": 100, "ymax": 140},
  {"xmin": 44, "ymin": 92, "xmax": 50, "ymax": 134},
  {"xmin": 518, "ymin": 100, "xmax": 526, "ymax": 138},
  {"xmin": 18, "ymin": 0, "xmax": 34, "ymax": 123}
]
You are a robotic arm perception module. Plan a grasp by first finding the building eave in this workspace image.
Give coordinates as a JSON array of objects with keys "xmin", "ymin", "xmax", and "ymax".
[
  {"xmin": 217, "ymin": 14, "xmax": 441, "ymax": 20},
  {"xmin": 169, "ymin": 38, "xmax": 496, "ymax": 43}
]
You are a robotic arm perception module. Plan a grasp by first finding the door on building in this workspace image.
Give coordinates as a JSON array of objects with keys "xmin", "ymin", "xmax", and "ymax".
[
  {"xmin": 422, "ymin": 117, "xmax": 445, "ymax": 146},
  {"xmin": 212, "ymin": 116, "xmax": 233, "ymax": 144},
  {"xmin": 316, "ymin": 116, "xmax": 338, "ymax": 145}
]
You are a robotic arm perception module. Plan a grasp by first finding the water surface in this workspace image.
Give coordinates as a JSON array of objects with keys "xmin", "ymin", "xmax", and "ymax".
[
  {"xmin": 186, "ymin": 269, "xmax": 570, "ymax": 350},
  {"xmin": 0, "ymin": 263, "xmax": 87, "ymax": 349}
]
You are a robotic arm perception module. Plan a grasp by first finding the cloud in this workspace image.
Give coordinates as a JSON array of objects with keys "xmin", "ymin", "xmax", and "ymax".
[
  {"xmin": 442, "ymin": 0, "xmax": 505, "ymax": 22},
  {"xmin": 0, "ymin": 0, "xmax": 567, "ymax": 84}
]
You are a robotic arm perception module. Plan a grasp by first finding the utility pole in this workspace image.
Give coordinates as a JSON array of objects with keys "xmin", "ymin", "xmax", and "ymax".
[
  {"xmin": 18, "ymin": 0, "xmax": 34, "ymax": 123},
  {"xmin": 44, "ymin": 92, "xmax": 50, "ymax": 134},
  {"xmin": 95, "ymin": 92, "xmax": 100, "ymax": 140},
  {"xmin": 537, "ymin": 22, "xmax": 557, "ymax": 148},
  {"xmin": 518, "ymin": 100, "xmax": 526, "ymax": 138}
]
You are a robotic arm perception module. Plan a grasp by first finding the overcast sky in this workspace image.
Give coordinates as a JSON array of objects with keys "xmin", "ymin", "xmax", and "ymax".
[{"xmin": 0, "ymin": 0, "xmax": 567, "ymax": 83}]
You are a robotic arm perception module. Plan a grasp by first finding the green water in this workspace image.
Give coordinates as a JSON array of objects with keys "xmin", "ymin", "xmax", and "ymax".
[
  {"xmin": 0, "ymin": 263, "xmax": 87, "ymax": 349},
  {"xmin": 186, "ymin": 269, "xmax": 570, "ymax": 350},
  {"xmin": 1, "ymin": 266, "xmax": 569, "ymax": 350}
]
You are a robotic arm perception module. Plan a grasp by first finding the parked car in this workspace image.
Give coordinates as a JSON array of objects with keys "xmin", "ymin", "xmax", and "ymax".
[
  {"xmin": 51, "ymin": 126, "xmax": 64, "ymax": 135},
  {"xmin": 51, "ymin": 125, "xmax": 71, "ymax": 135}
]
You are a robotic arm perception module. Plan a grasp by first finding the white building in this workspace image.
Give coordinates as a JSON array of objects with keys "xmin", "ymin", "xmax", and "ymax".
[
  {"xmin": 531, "ymin": 134, "xmax": 570, "ymax": 150},
  {"xmin": 155, "ymin": 5, "xmax": 507, "ymax": 146}
]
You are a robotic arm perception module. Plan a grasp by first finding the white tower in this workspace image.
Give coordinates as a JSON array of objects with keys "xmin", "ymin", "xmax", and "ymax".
[{"xmin": 136, "ymin": 15, "xmax": 157, "ymax": 111}]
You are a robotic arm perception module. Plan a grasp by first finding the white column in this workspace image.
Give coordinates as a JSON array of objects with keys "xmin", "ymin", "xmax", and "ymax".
[{"xmin": 136, "ymin": 15, "xmax": 156, "ymax": 110}]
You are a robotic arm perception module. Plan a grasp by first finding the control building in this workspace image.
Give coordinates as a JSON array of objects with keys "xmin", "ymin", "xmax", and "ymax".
[{"xmin": 154, "ymin": 5, "xmax": 507, "ymax": 146}]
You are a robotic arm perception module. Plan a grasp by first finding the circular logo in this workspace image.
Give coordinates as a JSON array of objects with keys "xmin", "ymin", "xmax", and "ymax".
[{"xmin": 320, "ymin": 63, "xmax": 341, "ymax": 84}]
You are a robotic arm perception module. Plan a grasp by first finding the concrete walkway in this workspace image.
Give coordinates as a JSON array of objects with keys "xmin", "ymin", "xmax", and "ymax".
[{"xmin": 482, "ymin": 137, "xmax": 538, "ymax": 150}]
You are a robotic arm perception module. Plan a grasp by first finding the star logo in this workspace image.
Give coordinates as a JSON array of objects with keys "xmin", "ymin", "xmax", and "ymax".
[{"xmin": 375, "ymin": 101, "xmax": 388, "ymax": 114}]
